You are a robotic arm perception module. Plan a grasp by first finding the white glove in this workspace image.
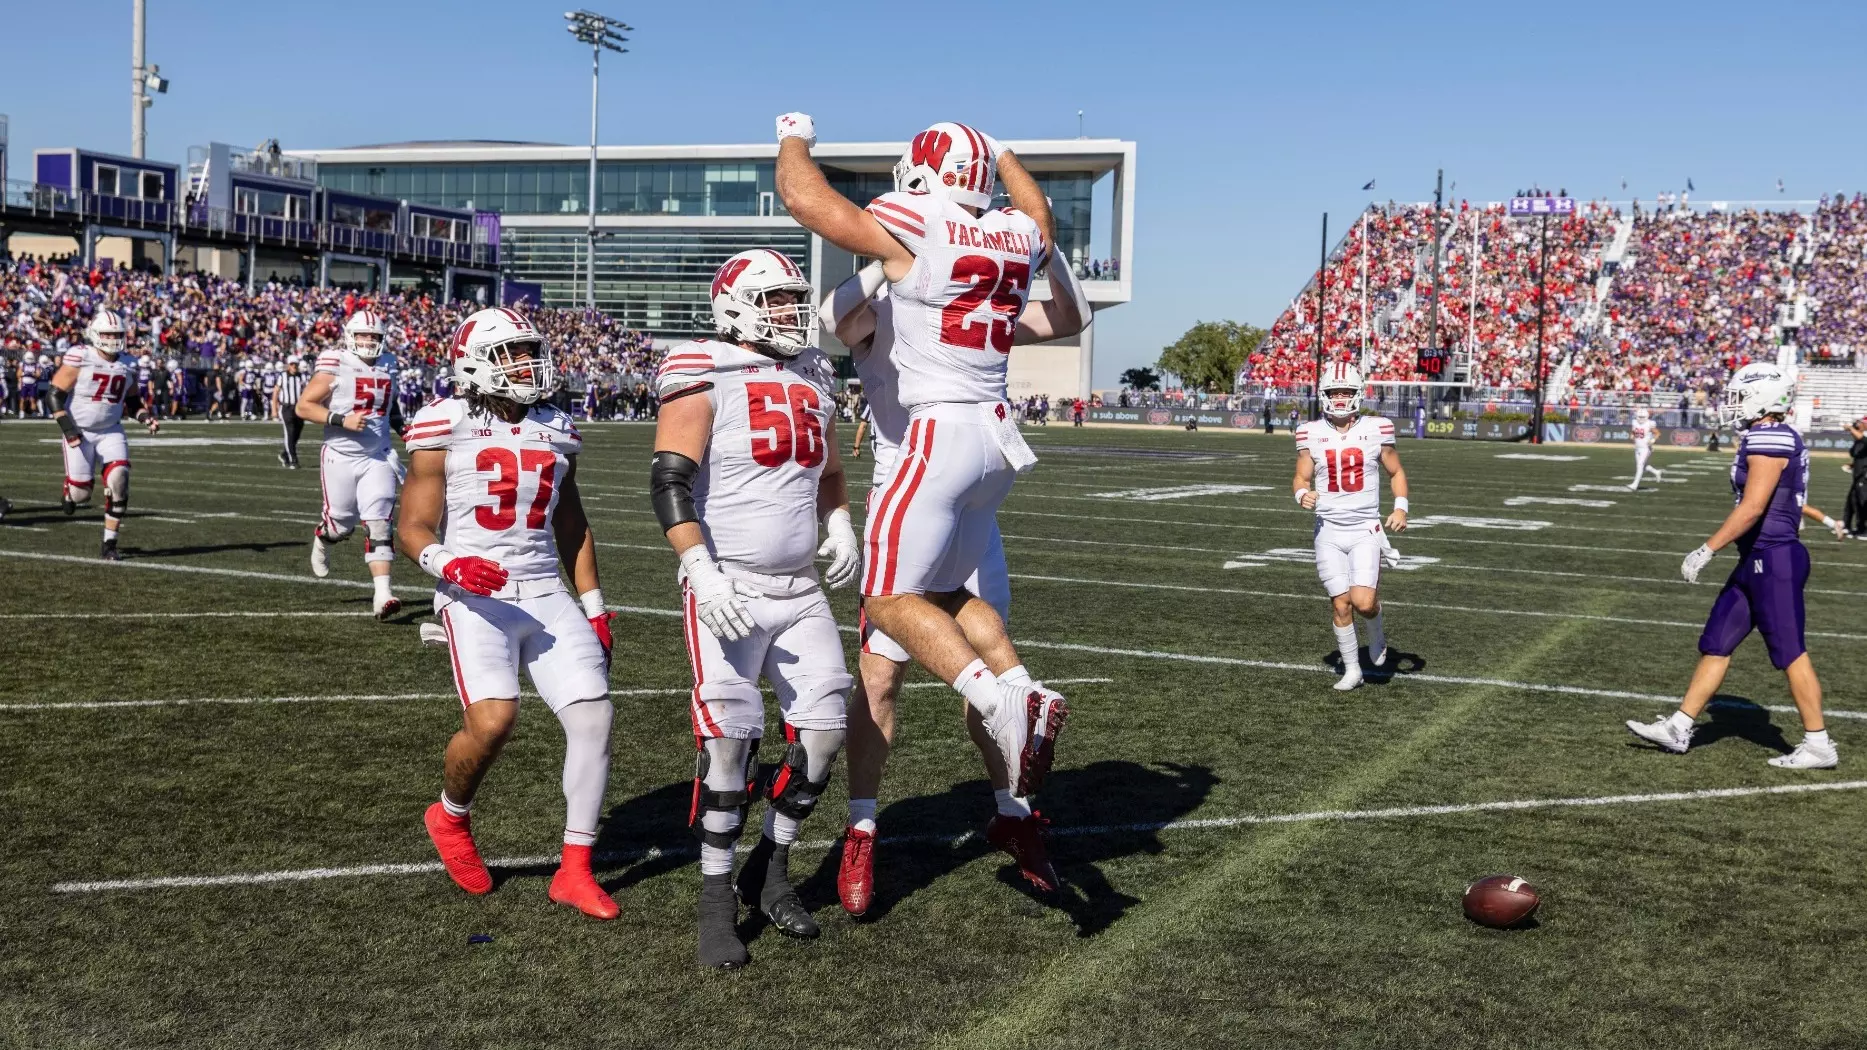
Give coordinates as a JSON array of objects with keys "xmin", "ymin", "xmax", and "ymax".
[
  {"xmin": 1380, "ymin": 537, "xmax": 1402, "ymax": 569},
  {"xmin": 681, "ymin": 547, "xmax": 759, "ymax": 641},
  {"xmin": 818, "ymin": 507, "xmax": 861, "ymax": 589},
  {"xmin": 776, "ymin": 112, "xmax": 816, "ymax": 147},
  {"xmin": 1831, "ymin": 518, "xmax": 1848, "ymax": 541},
  {"xmin": 1681, "ymin": 544, "xmax": 1715, "ymax": 584}
]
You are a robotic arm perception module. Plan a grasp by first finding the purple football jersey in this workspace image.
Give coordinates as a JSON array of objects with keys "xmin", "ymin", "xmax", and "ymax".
[{"xmin": 1730, "ymin": 421, "xmax": 1806, "ymax": 554}]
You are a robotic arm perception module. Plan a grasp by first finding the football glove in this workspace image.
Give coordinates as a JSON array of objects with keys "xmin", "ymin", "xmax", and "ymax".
[
  {"xmin": 1681, "ymin": 544, "xmax": 1715, "ymax": 584},
  {"xmin": 588, "ymin": 611, "xmax": 615, "ymax": 657},
  {"xmin": 681, "ymin": 547, "xmax": 759, "ymax": 642},
  {"xmin": 818, "ymin": 507, "xmax": 861, "ymax": 590},
  {"xmin": 776, "ymin": 112, "xmax": 816, "ymax": 147},
  {"xmin": 441, "ymin": 555, "xmax": 509, "ymax": 596}
]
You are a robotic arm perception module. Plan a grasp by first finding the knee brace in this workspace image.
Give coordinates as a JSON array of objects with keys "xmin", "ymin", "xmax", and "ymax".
[
  {"xmin": 103, "ymin": 463, "xmax": 129, "ymax": 518},
  {"xmin": 690, "ymin": 737, "xmax": 760, "ymax": 850},
  {"xmin": 317, "ymin": 523, "xmax": 354, "ymax": 543},
  {"xmin": 363, "ymin": 519, "xmax": 395, "ymax": 563},
  {"xmin": 766, "ymin": 724, "xmax": 844, "ymax": 822},
  {"xmin": 65, "ymin": 480, "xmax": 94, "ymax": 505}
]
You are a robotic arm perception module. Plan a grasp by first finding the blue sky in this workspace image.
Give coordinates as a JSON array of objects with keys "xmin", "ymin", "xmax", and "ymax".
[{"xmin": 6, "ymin": 0, "xmax": 1866, "ymax": 387}]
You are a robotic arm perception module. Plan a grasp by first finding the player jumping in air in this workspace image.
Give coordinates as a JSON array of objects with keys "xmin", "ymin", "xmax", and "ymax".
[
  {"xmin": 297, "ymin": 309, "xmax": 405, "ymax": 619},
  {"xmin": 1629, "ymin": 406, "xmax": 1663, "ymax": 490},
  {"xmin": 1626, "ymin": 364, "xmax": 1835, "ymax": 768},
  {"xmin": 652, "ymin": 250, "xmax": 860, "ymax": 969},
  {"xmin": 48, "ymin": 308, "xmax": 160, "ymax": 561},
  {"xmin": 821, "ymin": 252, "xmax": 1088, "ymax": 911},
  {"xmin": 400, "ymin": 307, "xmax": 620, "ymax": 919},
  {"xmin": 775, "ymin": 114, "xmax": 1071, "ymax": 840},
  {"xmin": 1293, "ymin": 361, "xmax": 1410, "ymax": 691}
]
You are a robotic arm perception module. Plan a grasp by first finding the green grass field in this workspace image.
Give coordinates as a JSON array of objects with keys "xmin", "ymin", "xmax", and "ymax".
[{"xmin": 3, "ymin": 418, "xmax": 1865, "ymax": 1050}]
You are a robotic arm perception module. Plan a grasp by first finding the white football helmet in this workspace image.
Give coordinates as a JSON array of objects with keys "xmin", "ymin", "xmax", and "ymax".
[
  {"xmin": 344, "ymin": 308, "xmax": 386, "ymax": 361},
  {"xmin": 1719, "ymin": 362, "xmax": 1795, "ymax": 430},
  {"xmin": 1633, "ymin": 405, "xmax": 1651, "ymax": 423},
  {"xmin": 893, "ymin": 122, "xmax": 997, "ymax": 211},
  {"xmin": 710, "ymin": 249, "xmax": 815, "ymax": 358},
  {"xmin": 1320, "ymin": 360, "xmax": 1365, "ymax": 420},
  {"xmin": 87, "ymin": 308, "xmax": 128, "ymax": 357},
  {"xmin": 449, "ymin": 307, "xmax": 555, "ymax": 404}
]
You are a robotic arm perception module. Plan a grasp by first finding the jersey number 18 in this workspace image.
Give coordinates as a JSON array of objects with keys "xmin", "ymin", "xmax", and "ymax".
[{"xmin": 1323, "ymin": 447, "xmax": 1365, "ymax": 492}]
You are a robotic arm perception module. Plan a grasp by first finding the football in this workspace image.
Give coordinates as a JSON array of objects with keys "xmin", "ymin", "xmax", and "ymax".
[{"xmin": 1462, "ymin": 875, "xmax": 1541, "ymax": 928}]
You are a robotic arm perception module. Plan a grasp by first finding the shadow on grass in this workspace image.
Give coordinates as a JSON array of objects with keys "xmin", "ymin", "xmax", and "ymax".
[
  {"xmin": 1695, "ymin": 695, "xmax": 1795, "ymax": 754},
  {"xmin": 126, "ymin": 540, "xmax": 306, "ymax": 558},
  {"xmin": 1323, "ymin": 647, "xmax": 1427, "ymax": 684}
]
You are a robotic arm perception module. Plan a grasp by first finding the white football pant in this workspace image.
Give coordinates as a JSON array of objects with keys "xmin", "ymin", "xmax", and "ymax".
[
  {"xmin": 682, "ymin": 572, "xmax": 851, "ymax": 741},
  {"xmin": 1314, "ymin": 520, "xmax": 1384, "ymax": 597},
  {"xmin": 436, "ymin": 579, "xmax": 610, "ymax": 711}
]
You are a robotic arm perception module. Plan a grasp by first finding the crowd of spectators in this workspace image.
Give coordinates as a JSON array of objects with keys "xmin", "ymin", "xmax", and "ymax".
[
  {"xmin": 0, "ymin": 254, "xmax": 662, "ymax": 419},
  {"xmin": 1800, "ymin": 194, "xmax": 1867, "ymax": 367}
]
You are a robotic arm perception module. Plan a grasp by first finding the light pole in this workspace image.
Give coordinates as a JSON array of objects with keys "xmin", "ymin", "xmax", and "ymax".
[
  {"xmin": 130, "ymin": 0, "xmax": 169, "ymax": 159},
  {"xmin": 565, "ymin": 10, "xmax": 630, "ymax": 311}
]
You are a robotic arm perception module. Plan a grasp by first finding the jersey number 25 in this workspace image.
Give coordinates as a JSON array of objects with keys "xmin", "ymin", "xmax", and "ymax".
[{"xmin": 941, "ymin": 256, "xmax": 1030, "ymax": 354}]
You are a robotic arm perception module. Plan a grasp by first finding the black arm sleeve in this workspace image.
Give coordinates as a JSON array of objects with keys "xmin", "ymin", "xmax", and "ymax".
[
  {"xmin": 46, "ymin": 383, "xmax": 69, "ymax": 414},
  {"xmin": 650, "ymin": 451, "xmax": 701, "ymax": 533}
]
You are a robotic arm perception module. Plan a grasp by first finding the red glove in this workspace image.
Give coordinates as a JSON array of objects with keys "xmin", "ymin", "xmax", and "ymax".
[
  {"xmin": 442, "ymin": 555, "xmax": 508, "ymax": 596},
  {"xmin": 589, "ymin": 611, "xmax": 615, "ymax": 657}
]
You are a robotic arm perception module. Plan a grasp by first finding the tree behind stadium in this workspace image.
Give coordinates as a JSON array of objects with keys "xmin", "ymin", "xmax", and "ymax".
[{"xmin": 1157, "ymin": 321, "xmax": 1265, "ymax": 392}]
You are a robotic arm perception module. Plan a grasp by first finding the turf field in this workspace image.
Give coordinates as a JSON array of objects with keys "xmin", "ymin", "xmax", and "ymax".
[{"xmin": 4, "ymin": 418, "xmax": 1866, "ymax": 1049}]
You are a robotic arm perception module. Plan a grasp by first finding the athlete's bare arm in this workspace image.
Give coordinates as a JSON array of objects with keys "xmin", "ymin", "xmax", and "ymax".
[
  {"xmin": 1293, "ymin": 448, "xmax": 1320, "ymax": 510},
  {"xmin": 49, "ymin": 363, "xmax": 78, "ymax": 400},
  {"xmin": 397, "ymin": 449, "xmax": 448, "ymax": 562},
  {"xmin": 551, "ymin": 457, "xmax": 602, "ymax": 597},
  {"xmin": 296, "ymin": 372, "xmax": 366, "ymax": 431},
  {"xmin": 1704, "ymin": 453, "xmax": 1787, "ymax": 553},
  {"xmin": 995, "ymin": 149, "xmax": 1054, "ymax": 247},
  {"xmin": 1380, "ymin": 445, "xmax": 1409, "ymax": 531},
  {"xmin": 1013, "ymin": 249, "xmax": 1089, "ymax": 345},
  {"xmin": 816, "ymin": 418, "xmax": 850, "ymax": 521},
  {"xmin": 653, "ymin": 390, "xmax": 716, "ymax": 557},
  {"xmin": 775, "ymin": 139, "xmax": 916, "ymax": 282}
]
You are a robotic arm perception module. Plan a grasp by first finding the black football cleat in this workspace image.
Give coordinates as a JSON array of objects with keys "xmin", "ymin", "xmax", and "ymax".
[
  {"xmin": 100, "ymin": 538, "xmax": 121, "ymax": 562},
  {"xmin": 736, "ymin": 836, "xmax": 818, "ymax": 939},
  {"xmin": 697, "ymin": 872, "xmax": 749, "ymax": 969},
  {"xmin": 62, "ymin": 498, "xmax": 77, "ymax": 516},
  {"xmin": 0, "ymin": 497, "xmax": 11, "ymax": 522}
]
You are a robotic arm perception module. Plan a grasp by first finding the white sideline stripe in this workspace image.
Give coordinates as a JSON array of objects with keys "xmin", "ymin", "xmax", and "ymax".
[
  {"xmin": 1004, "ymin": 572, "xmax": 1867, "ymax": 642},
  {"xmin": 51, "ymin": 779, "xmax": 1867, "ymax": 894},
  {"xmin": 0, "ymin": 678, "xmax": 1115, "ymax": 713},
  {"xmin": 0, "ymin": 549, "xmax": 428, "ymax": 595},
  {"xmin": 0, "ymin": 610, "xmax": 373, "ymax": 620}
]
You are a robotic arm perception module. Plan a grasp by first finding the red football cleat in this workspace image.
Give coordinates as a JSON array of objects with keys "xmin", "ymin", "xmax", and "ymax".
[
  {"xmin": 548, "ymin": 844, "xmax": 619, "ymax": 920},
  {"xmin": 838, "ymin": 826, "xmax": 876, "ymax": 917},
  {"xmin": 1017, "ymin": 688, "xmax": 1070, "ymax": 796},
  {"xmin": 424, "ymin": 802, "xmax": 493, "ymax": 895},
  {"xmin": 986, "ymin": 812, "xmax": 1059, "ymax": 893}
]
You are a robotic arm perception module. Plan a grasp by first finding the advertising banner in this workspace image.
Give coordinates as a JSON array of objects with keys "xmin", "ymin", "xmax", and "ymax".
[{"xmin": 1086, "ymin": 407, "xmax": 1268, "ymax": 430}]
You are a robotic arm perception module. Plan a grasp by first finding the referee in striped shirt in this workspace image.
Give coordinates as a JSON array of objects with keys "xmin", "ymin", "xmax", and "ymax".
[{"xmin": 274, "ymin": 359, "xmax": 308, "ymax": 468}]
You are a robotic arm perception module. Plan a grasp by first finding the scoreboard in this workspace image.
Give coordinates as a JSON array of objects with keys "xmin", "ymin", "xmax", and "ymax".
[{"xmin": 1417, "ymin": 345, "xmax": 1450, "ymax": 378}]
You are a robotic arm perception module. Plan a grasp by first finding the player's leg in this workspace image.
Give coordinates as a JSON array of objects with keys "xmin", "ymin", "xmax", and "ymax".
[
  {"xmin": 1315, "ymin": 527, "xmax": 1362, "ymax": 689},
  {"xmin": 312, "ymin": 446, "xmax": 360, "ymax": 578},
  {"xmin": 841, "ymin": 615, "xmax": 908, "ymax": 916},
  {"xmin": 425, "ymin": 596, "xmax": 524, "ymax": 895},
  {"xmin": 357, "ymin": 456, "xmax": 401, "ymax": 618},
  {"xmin": 1627, "ymin": 562, "xmax": 1751, "ymax": 752},
  {"xmin": 682, "ymin": 582, "xmax": 769, "ymax": 968},
  {"xmin": 1751, "ymin": 545, "xmax": 1834, "ymax": 768},
  {"xmin": 1347, "ymin": 526, "xmax": 1387, "ymax": 666},
  {"xmin": 1630, "ymin": 446, "xmax": 1649, "ymax": 490},
  {"xmin": 520, "ymin": 589, "xmax": 621, "ymax": 917},
  {"xmin": 740, "ymin": 591, "xmax": 850, "ymax": 938},
  {"xmin": 93, "ymin": 431, "xmax": 131, "ymax": 560},
  {"xmin": 61, "ymin": 432, "xmax": 96, "ymax": 515}
]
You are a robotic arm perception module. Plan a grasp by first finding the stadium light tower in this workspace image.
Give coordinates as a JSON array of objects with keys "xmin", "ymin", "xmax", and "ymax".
[
  {"xmin": 565, "ymin": 10, "xmax": 630, "ymax": 311},
  {"xmin": 130, "ymin": 0, "xmax": 170, "ymax": 159}
]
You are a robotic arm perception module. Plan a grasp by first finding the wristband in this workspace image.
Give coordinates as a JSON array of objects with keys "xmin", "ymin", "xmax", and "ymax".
[
  {"xmin": 579, "ymin": 589, "xmax": 607, "ymax": 618},
  {"xmin": 418, "ymin": 544, "xmax": 456, "ymax": 580},
  {"xmin": 1294, "ymin": 488, "xmax": 1310, "ymax": 506},
  {"xmin": 1394, "ymin": 497, "xmax": 1410, "ymax": 513},
  {"xmin": 1821, "ymin": 514, "xmax": 1837, "ymax": 528}
]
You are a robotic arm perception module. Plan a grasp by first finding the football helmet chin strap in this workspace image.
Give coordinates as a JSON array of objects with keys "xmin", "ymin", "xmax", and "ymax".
[
  {"xmin": 363, "ymin": 519, "xmax": 395, "ymax": 564},
  {"xmin": 692, "ymin": 736, "xmax": 760, "ymax": 852}
]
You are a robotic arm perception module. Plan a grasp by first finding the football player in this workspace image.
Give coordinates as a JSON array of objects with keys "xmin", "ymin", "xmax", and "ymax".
[
  {"xmin": 399, "ymin": 307, "xmax": 620, "ymax": 919},
  {"xmin": 651, "ymin": 250, "xmax": 860, "ymax": 969},
  {"xmin": 1292, "ymin": 361, "xmax": 1410, "ymax": 691},
  {"xmin": 296, "ymin": 310, "xmax": 405, "ymax": 620},
  {"xmin": 774, "ymin": 114, "xmax": 1078, "ymax": 830},
  {"xmin": 48, "ymin": 309, "xmax": 159, "ymax": 561},
  {"xmin": 821, "ymin": 255, "xmax": 1090, "ymax": 910},
  {"xmin": 1628, "ymin": 406, "xmax": 1662, "ymax": 489},
  {"xmin": 1627, "ymin": 363, "xmax": 1835, "ymax": 768}
]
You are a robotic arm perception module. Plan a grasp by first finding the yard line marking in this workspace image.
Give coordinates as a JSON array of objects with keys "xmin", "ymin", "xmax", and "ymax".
[
  {"xmin": 0, "ymin": 678, "xmax": 1115, "ymax": 713},
  {"xmin": 0, "ymin": 549, "xmax": 429, "ymax": 595},
  {"xmin": 52, "ymin": 779, "xmax": 1867, "ymax": 894},
  {"xmin": 0, "ymin": 610, "xmax": 376, "ymax": 620},
  {"xmin": 1003, "ymin": 573, "xmax": 1867, "ymax": 641}
]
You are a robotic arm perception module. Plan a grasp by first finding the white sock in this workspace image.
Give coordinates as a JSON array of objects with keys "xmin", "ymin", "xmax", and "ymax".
[
  {"xmin": 1806, "ymin": 729, "xmax": 1832, "ymax": 749},
  {"xmin": 555, "ymin": 699, "xmax": 612, "ymax": 848},
  {"xmin": 1667, "ymin": 711, "xmax": 1695, "ymax": 733},
  {"xmin": 848, "ymin": 798, "xmax": 877, "ymax": 834},
  {"xmin": 1365, "ymin": 612, "xmax": 1386, "ymax": 659},
  {"xmin": 763, "ymin": 807, "xmax": 800, "ymax": 846},
  {"xmin": 103, "ymin": 527, "xmax": 119, "ymax": 542},
  {"xmin": 953, "ymin": 658, "xmax": 1001, "ymax": 718},
  {"xmin": 440, "ymin": 791, "xmax": 471, "ymax": 818},
  {"xmin": 1000, "ymin": 664, "xmax": 1034, "ymax": 689},
  {"xmin": 993, "ymin": 788, "xmax": 1033, "ymax": 818},
  {"xmin": 1333, "ymin": 623, "xmax": 1360, "ymax": 667},
  {"xmin": 699, "ymin": 843, "xmax": 735, "ymax": 876},
  {"xmin": 373, "ymin": 574, "xmax": 393, "ymax": 600}
]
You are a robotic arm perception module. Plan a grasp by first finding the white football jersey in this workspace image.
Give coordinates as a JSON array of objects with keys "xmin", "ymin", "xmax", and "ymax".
[
  {"xmin": 657, "ymin": 339, "xmax": 837, "ymax": 577},
  {"xmin": 315, "ymin": 349, "xmax": 396, "ymax": 456},
  {"xmin": 404, "ymin": 397, "xmax": 583, "ymax": 582},
  {"xmin": 865, "ymin": 190, "xmax": 1044, "ymax": 408},
  {"xmin": 59, "ymin": 344, "xmax": 133, "ymax": 432},
  {"xmin": 1297, "ymin": 415, "xmax": 1396, "ymax": 527},
  {"xmin": 850, "ymin": 293, "xmax": 912, "ymax": 484},
  {"xmin": 1631, "ymin": 420, "xmax": 1657, "ymax": 447}
]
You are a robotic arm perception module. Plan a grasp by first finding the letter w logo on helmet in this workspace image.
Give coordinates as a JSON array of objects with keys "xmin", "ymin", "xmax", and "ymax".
[
  {"xmin": 711, "ymin": 257, "xmax": 752, "ymax": 300},
  {"xmin": 911, "ymin": 130, "xmax": 953, "ymax": 171}
]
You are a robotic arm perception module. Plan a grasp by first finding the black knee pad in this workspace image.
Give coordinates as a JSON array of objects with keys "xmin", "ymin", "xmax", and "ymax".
[
  {"xmin": 766, "ymin": 726, "xmax": 836, "ymax": 821},
  {"xmin": 689, "ymin": 738, "xmax": 759, "ymax": 850}
]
